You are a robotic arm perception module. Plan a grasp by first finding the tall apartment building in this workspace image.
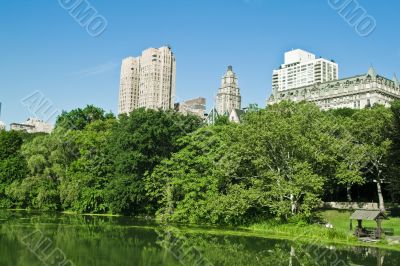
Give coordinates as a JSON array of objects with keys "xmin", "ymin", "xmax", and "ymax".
[
  {"xmin": 216, "ymin": 66, "xmax": 242, "ymax": 115},
  {"xmin": 268, "ymin": 66, "xmax": 400, "ymax": 110},
  {"xmin": 119, "ymin": 46, "xmax": 176, "ymax": 114},
  {"xmin": 119, "ymin": 57, "xmax": 140, "ymax": 113},
  {"xmin": 272, "ymin": 49, "xmax": 339, "ymax": 92}
]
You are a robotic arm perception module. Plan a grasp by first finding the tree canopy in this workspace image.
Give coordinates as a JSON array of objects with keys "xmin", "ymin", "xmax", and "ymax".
[{"xmin": 0, "ymin": 102, "xmax": 398, "ymax": 225}]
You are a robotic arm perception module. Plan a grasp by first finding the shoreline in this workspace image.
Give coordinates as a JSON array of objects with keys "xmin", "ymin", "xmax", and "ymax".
[
  {"xmin": 2, "ymin": 209, "xmax": 400, "ymax": 252},
  {"xmin": 169, "ymin": 224, "xmax": 400, "ymax": 252}
]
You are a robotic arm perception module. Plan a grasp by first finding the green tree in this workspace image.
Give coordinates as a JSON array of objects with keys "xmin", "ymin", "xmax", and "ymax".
[
  {"xmin": 350, "ymin": 105, "xmax": 394, "ymax": 211},
  {"xmin": 105, "ymin": 109, "xmax": 203, "ymax": 215},
  {"xmin": 9, "ymin": 132, "xmax": 66, "ymax": 210},
  {"xmin": 0, "ymin": 131, "xmax": 28, "ymax": 208},
  {"xmin": 214, "ymin": 115, "xmax": 230, "ymax": 126},
  {"xmin": 56, "ymin": 105, "xmax": 114, "ymax": 130},
  {"xmin": 388, "ymin": 100, "xmax": 400, "ymax": 202},
  {"xmin": 331, "ymin": 114, "xmax": 367, "ymax": 202},
  {"xmin": 148, "ymin": 126, "xmax": 234, "ymax": 224},
  {"xmin": 8, "ymin": 106, "xmax": 115, "ymax": 211},
  {"xmin": 243, "ymin": 102, "xmax": 330, "ymax": 220},
  {"xmin": 151, "ymin": 102, "xmax": 336, "ymax": 224},
  {"xmin": 60, "ymin": 119, "xmax": 116, "ymax": 213}
]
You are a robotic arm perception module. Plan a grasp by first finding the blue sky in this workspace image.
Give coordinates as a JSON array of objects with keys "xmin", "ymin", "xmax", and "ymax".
[{"xmin": 1, "ymin": 0, "xmax": 399, "ymax": 126}]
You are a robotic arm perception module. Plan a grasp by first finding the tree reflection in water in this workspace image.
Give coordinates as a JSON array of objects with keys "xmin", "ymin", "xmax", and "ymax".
[{"xmin": 0, "ymin": 211, "xmax": 399, "ymax": 266}]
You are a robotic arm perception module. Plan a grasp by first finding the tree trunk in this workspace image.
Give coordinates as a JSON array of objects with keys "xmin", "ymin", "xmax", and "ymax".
[
  {"xmin": 376, "ymin": 180, "xmax": 385, "ymax": 212},
  {"xmin": 290, "ymin": 194, "xmax": 296, "ymax": 215},
  {"xmin": 346, "ymin": 184, "xmax": 352, "ymax": 203},
  {"xmin": 165, "ymin": 183, "xmax": 174, "ymax": 216},
  {"xmin": 289, "ymin": 246, "xmax": 295, "ymax": 266}
]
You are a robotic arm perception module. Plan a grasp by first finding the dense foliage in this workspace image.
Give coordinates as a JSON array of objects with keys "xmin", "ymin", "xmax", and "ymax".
[{"xmin": 0, "ymin": 102, "xmax": 399, "ymax": 225}]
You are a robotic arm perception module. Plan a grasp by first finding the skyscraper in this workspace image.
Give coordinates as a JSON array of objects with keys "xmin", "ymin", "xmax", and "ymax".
[
  {"xmin": 216, "ymin": 66, "xmax": 241, "ymax": 115},
  {"xmin": 119, "ymin": 57, "xmax": 140, "ymax": 114},
  {"xmin": 272, "ymin": 49, "xmax": 339, "ymax": 92},
  {"xmin": 119, "ymin": 46, "xmax": 176, "ymax": 114}
]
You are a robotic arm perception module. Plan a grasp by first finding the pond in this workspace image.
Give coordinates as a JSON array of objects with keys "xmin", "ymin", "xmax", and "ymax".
[{"xmin": 0, "ymin": 210, "xmax": 399, "ymax": 266}]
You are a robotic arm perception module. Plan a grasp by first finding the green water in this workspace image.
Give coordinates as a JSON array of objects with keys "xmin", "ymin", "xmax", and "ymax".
[{"xmin": 0, "ymin": 211, "xmax": 399, "ymax": 266}]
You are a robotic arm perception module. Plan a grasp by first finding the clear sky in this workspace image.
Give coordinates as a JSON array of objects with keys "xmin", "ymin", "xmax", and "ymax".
[{"xmin": 1, "ymin": 0, "xmax": 399, "ymax": 126}]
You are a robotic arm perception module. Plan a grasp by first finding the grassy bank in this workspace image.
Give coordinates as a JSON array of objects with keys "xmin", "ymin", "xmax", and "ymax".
[
  {"xmin": 322, "ymin": 210, "xmax": 400, "ymax": 235},
  {"xmin": 241, "ymin": 210, "xmax": 400, "ymax": 251}
]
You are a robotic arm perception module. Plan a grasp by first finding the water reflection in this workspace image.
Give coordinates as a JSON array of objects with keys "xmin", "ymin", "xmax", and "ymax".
[{"xmin": 0, "ymin": 210, "xmax": 398, "ymax": 266}]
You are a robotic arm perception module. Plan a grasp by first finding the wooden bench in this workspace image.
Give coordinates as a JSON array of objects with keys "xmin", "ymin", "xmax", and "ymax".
[
  {"xmin": 365, "ymin": 227, "xmax": 394, "ymax": 236},
  {"xmin": 384, "ymin": 228, "xmax": 395, "ymax": 236}
]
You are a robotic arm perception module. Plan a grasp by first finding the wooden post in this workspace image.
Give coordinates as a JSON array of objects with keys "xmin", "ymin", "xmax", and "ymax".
[{"xmin": 376, "ymin": 218, "xmax": 382, "ymax": 239}]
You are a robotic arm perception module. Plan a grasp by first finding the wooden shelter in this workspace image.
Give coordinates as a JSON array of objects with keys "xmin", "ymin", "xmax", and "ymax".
[{"xmin": 350, "ymin": 210, "xmax": 387, "ymax": 239}]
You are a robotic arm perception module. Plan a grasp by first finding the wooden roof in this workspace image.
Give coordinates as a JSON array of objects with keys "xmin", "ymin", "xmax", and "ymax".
[{"xmin": 350, "ymin": 210, "xmax": 387, "ymax": 221}]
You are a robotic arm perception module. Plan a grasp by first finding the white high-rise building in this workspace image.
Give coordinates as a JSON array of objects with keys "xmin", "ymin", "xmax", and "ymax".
[
  {"xmin": 216, "ymin": 66, "xmax": 241, "ymax": 115},
  {"xmin": 272, "ymin": 49, "xmax": 339, "ymax": 92},
  {"xmin": 119, "ymin": 46, "xmax": 176, "ymax": 114}
]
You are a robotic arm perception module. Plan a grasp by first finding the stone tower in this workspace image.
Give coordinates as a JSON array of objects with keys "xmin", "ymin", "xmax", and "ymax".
[{"xmin": 216, "ymin": 66, "xmax": 241, "ymax": 115}]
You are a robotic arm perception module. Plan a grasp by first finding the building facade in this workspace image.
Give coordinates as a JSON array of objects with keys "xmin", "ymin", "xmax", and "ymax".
[
  {"xmin": 119, "ymin": 46, "xmax": 176, "ymax": 114},
  {"xmin": 272, "ymin": 49, "xmax": 339, "ymax": 92},
  {"xmin": 205, "ymin": 107, "xmax": 219, "ymax": 125},
  {"xmin": 119, "ymin": 57, "xmax": 140, "ymax": 114},
  {"xmin": 175, "ymin": 97, "xmax": 206, "ymax": 118},
  {"xmin": 268, "ymin": 67, "xmax": 400, "ymax": 110},
  {"xmin": 228, "ymin": 104, "xmax": 261, "ymax": 124},
  {"xmin": 10, "ymin": 123, "xmax": 35, "ymax": 132},
  {"xmin": 10, "ymin": 118, "xmax": 53, "ymax": 133},
  {"xmin": 0, "ymin": 102, "xmax": 4, "ymax": 130},
  {"xmin": 229, "ymin": 109, "xmax": 245, "ymax": 123},
  {"xmin": 216, "ymin": 66, "xmax": 241, "ymax": 115}
]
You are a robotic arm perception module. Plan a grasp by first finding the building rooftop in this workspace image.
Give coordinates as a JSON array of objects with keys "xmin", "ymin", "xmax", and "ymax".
[
  {"xmin": 350, "ymin": 210, "xmax": 387, "ymax": 221},
  {"xmin": 367, "ymin": 66, "xmax": 377, "ymax": 78},
  {"xmin": 10, "ymin": 122, "xmax": 35, "ymax": 127}
]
